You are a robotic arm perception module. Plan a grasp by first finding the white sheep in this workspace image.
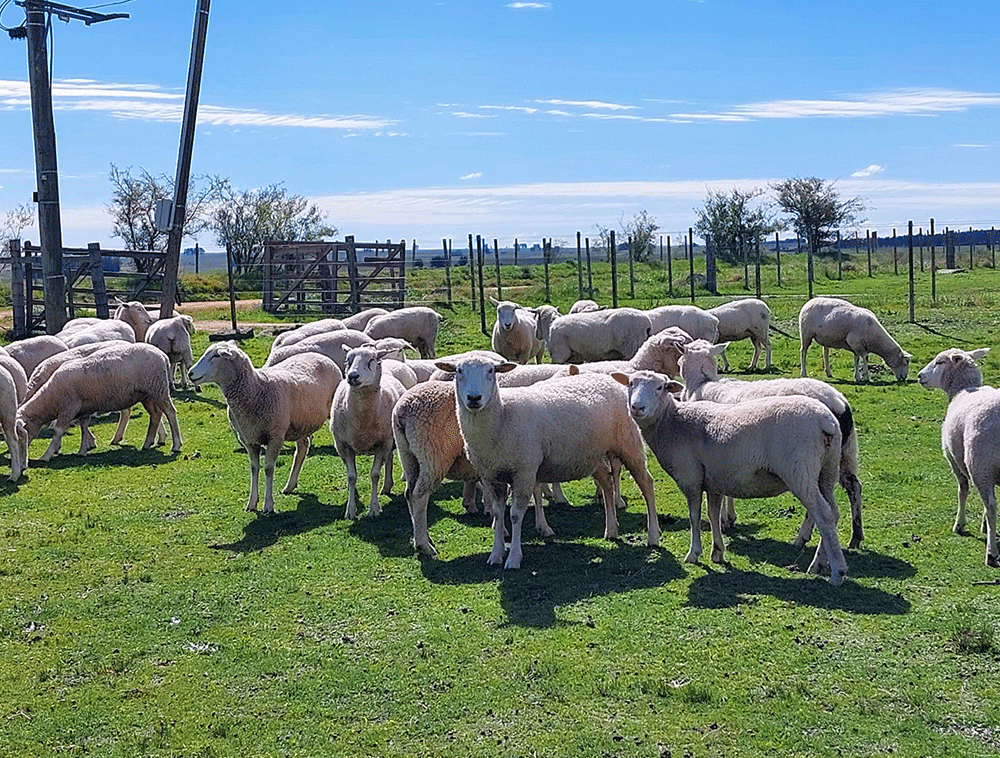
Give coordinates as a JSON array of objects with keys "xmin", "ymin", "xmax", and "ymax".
[
  {"xmin": 547, "ymin": 307, "xmax": 652, "ymax": 363},
  {"xmin": 271, "ymin": 318, "xmax": 345, "ymax": 350},
  {"xmin": 0, "ymin": 353, "xmax": 27, "ymax": 404},
  {"xmin": 189, "ymin": 341, "xmax": 342, "ymax": 514},
  {"xmin": 708, "ymin": 298, "xmax": 772, "ymax": 371},
  {"xmin": 16, "ymin": 342, "xmax": 182, "ymax": 464},
  {"xmin": 618, "ymin": 370, "xmax": 847, "ymax": 585},
  {"xmin": 60, "ymin": 319, "xmax": 137, "ymax": 348},
  {"xmin": 568, "ymin": 299, "xmax": 602, "ymax": 313},
  {"xmin": 0, "ymin": 365, "xmax": 23, "ymax": 481},
  {"xmin": 364, "ymin": 306, "xmax": 441, "ymax": 359},
  {"xmin": 679, "ymin": 339, "xmax": 864, "ymax": 549},
  {"xmin": 329, "ymin": 345, "xmax": 407, "ymax": 519},
  {"xmin": 5, "ymin": 335, "xmax": 67, "ymax": 377},
  {"xmin": 264, "ymin": 328, "xmax": 374, "ymax": 370},
  {"xmin": 489, "ymin": 298, "xmax": 560, "ymax": 364},
  {"xmin": 340, "ymin": 307, "xmax": 389, "ymax": 332},
  {"xmin": 645, "ymin": 304, "xmax": 720, "ymax": 342},
  {"xmin": 58, "ymin": 300, "xmax": 155, "ymax": 342},
  {"xmin": 145, "ymin": 314, "xmax": 197, "ymax": 390},
  {"xmin": 552, "ymin": 327, "xmax": 693, "ymax": 380},
  {"xmin": 436, "ymin": 354, "xmax": 661, "ymax": 570},
  {"xmin": 918, "ymin": 347, "xmax": 1000, "ymax": 567},
  {"xmin": 799, "ymin": 296, "xmax": 911, "ymax": 382}
]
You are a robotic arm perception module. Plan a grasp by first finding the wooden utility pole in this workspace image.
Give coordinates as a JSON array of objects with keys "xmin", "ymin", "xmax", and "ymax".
[{"xmin": 161, "ymin": 0, "xmax": 211, "ymax": 318}]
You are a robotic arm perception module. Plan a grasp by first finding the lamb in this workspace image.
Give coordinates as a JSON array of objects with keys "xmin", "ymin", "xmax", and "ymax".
[
  {"xmin": 645, "ymin": 304, "xmax": 720, "ymax": 342},
  {"xmin": 489, "ymin": 298, "xmax": 560, "ymax": 364},
  {"xmin": 188, "ymin": 341, "xmax": 341, "ymax": 514},
  {"xmin": 5, "ymin": 335, "xmax": 67, "ymax": 377},
  {"xmin": 145, "ymin": 314, "xmax": 197, "ymax": 390},
  {"xmin": 271, "ymin": 318, "xmax": 345, "ymax": 350},
  {"xmin": 264, "ymin": 328, "xmax": 374, "ymax": 370},
  {"xmin": 364, "ymin": 306, "xmax": 442, "ymax": 359},
  {"xmin": 918, "ymin": 347, "xmax": 1000, "ymax": 567},
  {"xmin": 436, "ymin": 354, "xmax": 661, "ymax": 570},
  {"xmin": 546, "ymin": 307, "xmax": 652, "ymax": 363},
  {"xmin": 340, "ymin": 307, "xmax": 389, "ymax": 332},
  {"xmin": 799, "ymin": 296, "xmax": 911, "ymax": 382},
  {"xmin": 708, "ymin": 298, "xmax": 773, "ymax": 371},
  {"xmin": 329, "ymin": 345, "xmax": 407, "ymax": 519},
  {"xmin": 0, "ymin": 365, "xmax": 23, "ymax": 481},
  {"xmin": 678, "ymin": 339, "xmax": 864, "ymax": 548},
  {"xmin": 15, "ymin": 342, "xmax": 182, "ymax": 464},
  {"xmin": 618, "ymin": 370, "xmax": 847, "ymax": 585}
]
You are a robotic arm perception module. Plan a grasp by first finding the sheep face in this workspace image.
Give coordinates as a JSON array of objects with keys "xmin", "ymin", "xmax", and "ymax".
[
  {"xmin": 492, "ymin": 300, "xmax": 521, "ymax": 332},
  {"xmin": 677, "ymin": 339, "xmax": 727, "ymax": 383},
  {"xmin": 918, "ymin": 348, "xmax": 989, "ymax": 390},
  {"xmin": 344, "ymin": 346, "xmax": 383, "ymax": 387},
  {"xmin": 616, "ymin": 370, "xmax": 683, "ymax": 425},
  {"xmin": 189, "ymin": 341, "xmax": 240, "ymax": 385},
  {"xmin": 893, "ymin": 353, "xmax": 913, "ymax": 381},
  {"xmin": 436, "ymin": 357, "xmax": 516, "ymax": 412},
  {"xmin": 373, "ymin": 337, "xmax": 414, "ymax": 362}
]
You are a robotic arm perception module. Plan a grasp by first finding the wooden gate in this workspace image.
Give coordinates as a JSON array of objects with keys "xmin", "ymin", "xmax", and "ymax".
[{"xmin": 262, "ymin": 236, "xmax": 406, "ymax": 315}]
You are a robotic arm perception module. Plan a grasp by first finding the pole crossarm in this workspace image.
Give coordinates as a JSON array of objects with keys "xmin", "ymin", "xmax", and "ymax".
[{"xmin": 14, "ymin": 0, "xmax": 128, "ymax": 24}]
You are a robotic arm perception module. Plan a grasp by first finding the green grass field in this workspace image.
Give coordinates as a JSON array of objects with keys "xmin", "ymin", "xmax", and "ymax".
[{"xmin": 3, "ymin": 253, "xmax": 1000, "ymax": 757}]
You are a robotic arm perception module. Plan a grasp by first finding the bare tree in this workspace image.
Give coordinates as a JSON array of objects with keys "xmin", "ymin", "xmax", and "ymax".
[
  {"xmin": 211, "ymin": 181, "xmax": 337, "ymax": 275},
  {"xmin": 694, "ymin": 187, "xmax": 783, "ymax": 265},
  {"xmin": 3, "ymin": 202, "xmax": 35, "ymax": 243},
  {"xmin": 107, "ymin": 164, "xmax": 218, "ymax": 271},
  {"xmin": 772, "ymin": 177, "xmax": 866, "ymax": 255}
]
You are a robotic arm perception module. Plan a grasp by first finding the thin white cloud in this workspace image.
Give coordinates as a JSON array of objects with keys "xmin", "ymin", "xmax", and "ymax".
[
  {"xmin": 507, "ymin": 2, "xmax": 550, "ymax": 9},
  {"xmin": 480, "ymin": 105, "xmax": 540, "ymax": 115},
  {"xmin": 0, "ymin": 78, "xmax": 395, "ymax": 131},
  {"xmin": 671, "ymin": 88, "xmax": 1000, "ymax": 122},
  {"xmin": 535, "ymin": 99, "xmax": 637, "ymax": 111},
  {"xmin": 852, "ymin": 164, "xmax": 885, "ymax": 178},
  {"xmin": 451, "ymin": 111, "xmax": 496, "ymax": 119},
  {"xmin": 460, "ymin": 172, "xmax": 483, "ymax": 180}
]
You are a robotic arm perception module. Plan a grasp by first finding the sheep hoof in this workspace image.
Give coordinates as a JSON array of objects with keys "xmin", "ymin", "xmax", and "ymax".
[
  {"xmin": 683, "ymin": 550, "xmax": 700, "ymax": 564},
  {"xmin": 987, "ymin": 554, "xmax": 999, "ymax": 568},
  {"xmin": 792, "ymin": 535, "xmax": 808, "ymax": 548},
  {"xmin": 280, "ymin": 485, "xmax": 295, "ymax": 495},
  {"xmin": 415, "ymin": 541, "xmax": 438, "ymax": 557},
  {"xmin": 245, "ymin": 503, "xmax": 258, "ymax": 513},
  {"xmin": 848, "ymin": 537, "xmax": 862, "ymax": 550},
  {"xmin": 503, "ymin": 557, "xmax": 522, "ymax": 570},
  {"xmin": 486, "ymin": 552, "xmax": 505, "ymax": 566},
  {"xmin": 537, "ymin": 526, "xmax": 555, "ymax": 539},
  {"xmin": 710, "ymin": 548, "xmax": 725, "ymax": 564},
  {"xmin": 828, "ymin": 570, "xmax": 847, "ymax": 587}
]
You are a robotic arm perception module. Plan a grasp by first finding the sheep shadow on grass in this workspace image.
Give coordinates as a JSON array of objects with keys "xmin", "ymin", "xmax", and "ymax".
[
  {"xmin": 26, "ymin": 444, "xmax": 181, "ymax": 471},
  {"xmin": 211, "ymin": 492, "xmax": 343, "ymax": 554}
]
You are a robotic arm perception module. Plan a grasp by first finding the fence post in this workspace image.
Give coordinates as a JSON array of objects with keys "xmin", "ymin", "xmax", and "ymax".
[
  {"xmin": 705, "ymin": 233, "xmax": 717, "ymax": 294},
  {"xmin": 88, "ymin": 242, "xmax": 109, "ymax": 319},
  {"xmin": 493, "ymin": 238, "xmax": 502, "ymax": 299},
  {"xmin": 543, "ymin": 238, "xmax": 551, "ymax": 303},
  {"xmin": 9, "ymin": 240, "xmax": 25, "ymax": 337},
  {"xmin": 754, "ymin": 236, "xmax": 761, "ymax": 297},
  {"xmin": 919, "ymin": 227, "xmax": 924, "ymax": 271},
  {"xmin": 993, "ymin": 227, "xmax": 996, "ymax": 269},
  {"xmin": 908, "ymin": 221, "xmax": 915, "ymax": 323},
  {"xmin": 741, "ymin": 236, "xmax": 748, "ymax": 290},
  {"xmin": 804, "ymin": 236, "xmax": 814, "ymax": 299},
  {"xmin": 892, "ymin": 228, "xmax": 898, "ymax": 275},
  {"xmin": 514, "ymin": 237, "xmax": 518, "ymax": 266},
  {"xmin": 345, "ymin": 235, "xmax": 360, "ymax": 311},
  {"xmin": 576, "ymin": 231, "xmax": 583, "ymax": 299},
  {"xmin": 399, "ymin": 239, "xmax": 408, "ymax": 308},
  {"xmin": 627, "ymin": 236, "xmax": 635, "ymax": 299},
  {"xmin": 775, "ymin": 231, "xmax": 782, "ymax": 287},
  {"xmin": 468, "ymin": 234, "xmax": 476, "ymax": 311},
  {"xmin": 666, "ymin": 236, "xmax": 673, "ymax": 298},
  {"xmin": 945, "ymin": 226, "xmax": 955, "ymax": 268},
  {"xmin": 659, "ymin": 235, "xmax": 664, "ymax": 263},
  {"xmin": 610, "ymin": 230, "xmax": 618, "ymax": 308},
  {"xmin": 870, "ymin": 231, "xmax": 876, "ymax": 277},
  {"xmin": 477, "ymin": 236, "xmax": 487, "ymax": 335},
  {"xmin": 837, "ymin": 230, "xmax": 842, "ymax": 280},
  {"xmin": 688, "ymin": 228, "xmax": 696, "ymax": 304},
  {"xmin": 970, "ymin": 226, "xmax": 975, "ymax": 269},
  {"xmin": 585, "ymin": 237, "xmax": 593, "ymax": 297},
  {"xmin": 930, "ymin": 219, "xmax": 936, "ymax": 302},
  {"xmin": 443, "ymin": 238, "xmax": 453, "ymax": 306}
]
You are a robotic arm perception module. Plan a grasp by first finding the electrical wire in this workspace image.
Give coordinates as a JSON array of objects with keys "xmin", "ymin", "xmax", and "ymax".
[
  {"xmin": 83, "ymin": 0, "xmax": 136, "ymax": 8},
  {"xmin": 0, "ymin": 0, "xmax": 25, "ymax": 34}
]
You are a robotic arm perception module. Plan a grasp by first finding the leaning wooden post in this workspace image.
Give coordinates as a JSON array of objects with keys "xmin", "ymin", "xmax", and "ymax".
[
  {"xmin": 918, "ymin": 227, "xmax": 924, "ymax": 272},
  {"xmin": 970, "ymin": 226, "xmax": 975, "ymax": 269},
  {"xmin": 610, "ymin": 230, "xmax": 618, "ymax": 308},
  {"xmin": 688, "ymin": 228, "xmax": 696, "ymax": 303},
  {"xmin": 576, "ymin": 231, "xmax": 583, "ymax": 298},
  {"xmin": 908, "ymin": 221, "xmax": 915, "ymax": 323},
  {"xmin": 9, "ymin": 240, "xmax": 25, "ymax": 337},
  {"xmin": 493, "ymin": 238, "xmax": 502, "ymax": 299},
  {"xmin": 88, "ymin": 242, "xmax": 109, "ymax": 319}
]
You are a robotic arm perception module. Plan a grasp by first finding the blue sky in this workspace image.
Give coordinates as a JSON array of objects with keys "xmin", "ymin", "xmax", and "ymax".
[{"xmin": 2, "ymin": 0, "xmax": 999, "ymax": 251}]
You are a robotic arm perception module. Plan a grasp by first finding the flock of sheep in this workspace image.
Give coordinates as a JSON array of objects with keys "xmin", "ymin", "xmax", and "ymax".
[{"xmin": 1, "ymin": 294, "xmax": 997, "ymax": 586}]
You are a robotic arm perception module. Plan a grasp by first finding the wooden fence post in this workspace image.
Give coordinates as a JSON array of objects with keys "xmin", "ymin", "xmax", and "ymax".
[
  {"xmin": 908, "ymin": 221, "xmax": 915, "ymax": 323},
  {"xmin": 493, "ymin": 238, "xmax": 501, "ymax": 299},
  {"xmin": 836, "ymin": 230, "xmax": 842, "ymax": 280},
  {"xmin": 585, "ymin": 237, "xmax": 593, "ymax": 297},
  {"xmin": 477, "ymin": 235, "xmax": 487, "ymax": 335},
  {"xmin": 576, "ymin": 231, "xmax": 583, "ymax": 299},
  {"xmin": 442, "ymin": 238, "xmax": 452, "ymax": 305},
  {"xmin": 930, "ymin": 219, "xmax": 936, "ymax": 302},
  {"xmin": 919, "ymin": 227, "xmax": 924, "ymax": 272},
  {"xmin": 9, "ymin": 240, "xmax": 25, "ymax": 336},
  {"xmin": 88, "ymin": 242, "xmax": 109, "ymax": 318},
  {"xmin": 543, "ymin": 238, "xmax": 551, "ymax": 303},
  {"xmin": 775, "ymin": 231, "xmax": 782, "ymax": 287},
  {"xmin": 754, "ymin": 236, "xmax": 761, "ymax": 298},
  {"xmin": 893, "ymin": 228, "xmax": 898, "ymax": 275},
  {"xmin": 970, "ymin": 226, "xmax": 975, "ymax": 269},
  {"xmin": 468, "ymin": 234, "xmax": 476, "ymax": 311},
  {"xmin": 399, "ymin": 239, "xmax": 407, "ymax": 308},
  {"xmin": 666, "ymin": 236, "xmax": 673, "ymax": 298},
  {"xmin": 627, "ymin": 236, "xmax": 636, "ymax": 299},
  {"xmin": 688, "ymin": 228, "xmax": 695, "ymax": 304},
  {"xmin": 610, "ymin": 230, "xmax": 618, "ymax": 308}
]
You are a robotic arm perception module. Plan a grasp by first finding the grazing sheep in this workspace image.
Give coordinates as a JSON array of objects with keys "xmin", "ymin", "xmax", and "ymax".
[
  {"xmin": 60, "ymin": 319, "xmax": 137, "ymax": 348},
  {"xmin": 5, "ymin": 335, "xmax": 67, "ymax": 377},
  {"xmin": 918, "ymin": 347, "xmax": 1000, "ymax": 567},
  {"xmin": 799, "ymin": 296, "xmax": 911, "ymax": 382},
  {"xmin": 189, "ymin": 341, "xmax": 341, "ymax": 514},
  {"xmin": 364, "ymin": 306, "xmax": 441, "ymax": 359},
  {"xmin": 568, "ymin": 299, "xmax": 602, "ymax": 313},
  {"xmin": 553, "ymin": 327, "xmax": 693, "ymax": 380},
  {"xmin": 341, "ymin": 307, "xmax": 389, "ymax": 332},
  {"xmin": 436, "ymin": 354, "xmax": 661, "ymax": 570},
  {"xmin": 329, "ymin": 345, "xmax": 407, "ymax": 519},
  {"xmin": 264, "ymin": 328, "xmax": 374, "ymax": 370},
  {"xmin": 145, "ymin": 314, "xmax": 197, "ymax": 390},
  {"xmin": 645, "ymin": 304, "xmax": 720, "ymax": 343},
  {"xmin": 679, "ymin": 339, "xmax": 864, "ymax": 548},
  {"xmin": 0, "ymin": 365, "xmax": 23, "ymax": 481},
  {"xmin": 547, "ymin": 307, "xmax": 652, "ymax": 363},
  {"xmin": 0, "ymin": 353, "xmax": 27, "ymax": 404},
  {"xmin": 489, "ymin": 298, "xmax": 560, "ymax": 365},
  {"xmin": 618, "ymin": 370, "xmax": 847, "ymax": 585},
  {"xmin": 708, "ymin": 298, "xmax": 773, "ymax": 371},
  {"xmin": 271, "ymin": 318, "xmax": 345, "ymax": 350},
  {"xmin": 16, "ymin": 342, "xmax": 182, "ymax": 463}
]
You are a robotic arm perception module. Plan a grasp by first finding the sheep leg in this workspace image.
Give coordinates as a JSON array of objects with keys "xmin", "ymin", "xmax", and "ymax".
[
  {"xmin": 486, "ymin": 480, "xmax": 508, "ymax": 566},
  {"xmin": 610, "ymin": 457, "xmax": 626, "ymax": 510},
  {"xmin": 531, "ymin": 485, "xmax": 555, "ymax": 538},
  {"xmin": 141, "ymin": 406, "xmax": 163, "ymax": 450},
  {"xmin": 407, "ymin": 472, "xmax": 438, "ymax": 557},
  {"xmin": 948, "ymin": 451, "xmax": 970, "ymax": 534},
  {"xmin": 762, "ymin": 335, "xmax": 772, "ymax": 369},
  {"xmin": 802, "ymin": 487, "xmax": 847, "ymax": 585},
  {"xmin": 822, "ymin": 346, "xmax": 833, "ymax": 378},
  {"xmin": 748, "ymin": 339, "xmax": 761, "ymax": 370},
  {"xmin": 3, "ymin": 419, "xmax": 22, "ymax": 482},
  {"xmin": 342, "ymin": 447, "xmax": 360, "ymax": 519},
  {"xmin": 799, "ymin": 337, "xmax": 812, "ymax": 378},
  {"xmin": 39, "ymin": 409, "xmax": 78, "ymax": 462},
  {"xmin": 281, "ymin": 436, "xmax": 310, "ymax": 495},
  {"xmin": 368, "ymin": 448, "xmax": 388, "ymax": 516},
  {"xmin": 841, "ymin": 470, "xmax": 864, "ymax": 548},
  {"xmin": 380, "ymin": 447, "xmax": 394, "ymax": 496},
  {"xmin": 706, "ymin": 493, "xmax": 726, "ymax": 563},
  {"xmin": 720, "ymin": 347, "xmax": 731, "ymax": 372},
  {"xmin": 618, "ymin": 448, "xmax": 660, "ymax": 548},
  {"xmin": 719, "ymin": 495, "xmax": 737, "ymax": 530},
  {"xmin": 162, "ymin": 403, "xmax": 182, "ymax": 453},
  {"xmin": 593, "ymin": 465, "xmax": 619, "ymax": 541},
  {"xmin": 245, "ymin": 443, "xmax": 262, "ymax": 512},
  {"xmin": 504, "ymin": 483, "xmax": 533, "ymax": 570},
  {"xmin": 261, "ymin": 442, "xmax": 281, "ymax": 514},
  {"xmin": 974, "ymin": 480, "xmax": 999, "ymax": 568},
  {"xmin": 683, "ymin": 491, "xmax": 704, "ymax": 563},
  {"xmin": 460, "ymin": 481, "xmax": 479, "ymax": 514},
  {"xmin": 78, "ymin": 417, "xmax": 97, "ymax": 455},
  {"xmin": 110, "ymin": 408, "xmax": 131, "ymax": 445}
]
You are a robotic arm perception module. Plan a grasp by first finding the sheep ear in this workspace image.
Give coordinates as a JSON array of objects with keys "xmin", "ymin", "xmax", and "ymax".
[
  {"xmin": 611, "ymin": 372, "xmax": 630, "ymax": 386},
  {"xmin": 496, "ymin": 362, "xmax": 518, "ymax": 374},
  {"xmin": 665, "ymin": 379, "xmax": 685, "ymax": 394},
  {"xmin": 970, "ymin": 348, "xmax": 991, "ymax": 361},
  {"xmin": 710, "ymin": 342, "xmax": 729, "ymax": 356},
  {"xmin": 488, "ymin": 296, "xmax": 500, "ymax": 306},
  {"xmin": 435, "ymin": 361, "xmax": 457, "ymax": 373},
  {"xmin": 567, "ymin": 364, "xmax": 580, "ymax": 376}
]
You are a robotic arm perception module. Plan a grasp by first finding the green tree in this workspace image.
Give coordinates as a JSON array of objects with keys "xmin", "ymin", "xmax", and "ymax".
[
  {"xmin": 694, "ymin": 187, "xmax": 782, "ymax": 265},
  {"xmin": 211, "ymin": 181, "xmax": 337, "ymax": 275},
  {"xmin": 772, "ymin": 177, "xmax": 866, "ymax": 255},
  {"xmin": 622, "ymin": 209, "xmax": 659, "ymax": 262}
]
